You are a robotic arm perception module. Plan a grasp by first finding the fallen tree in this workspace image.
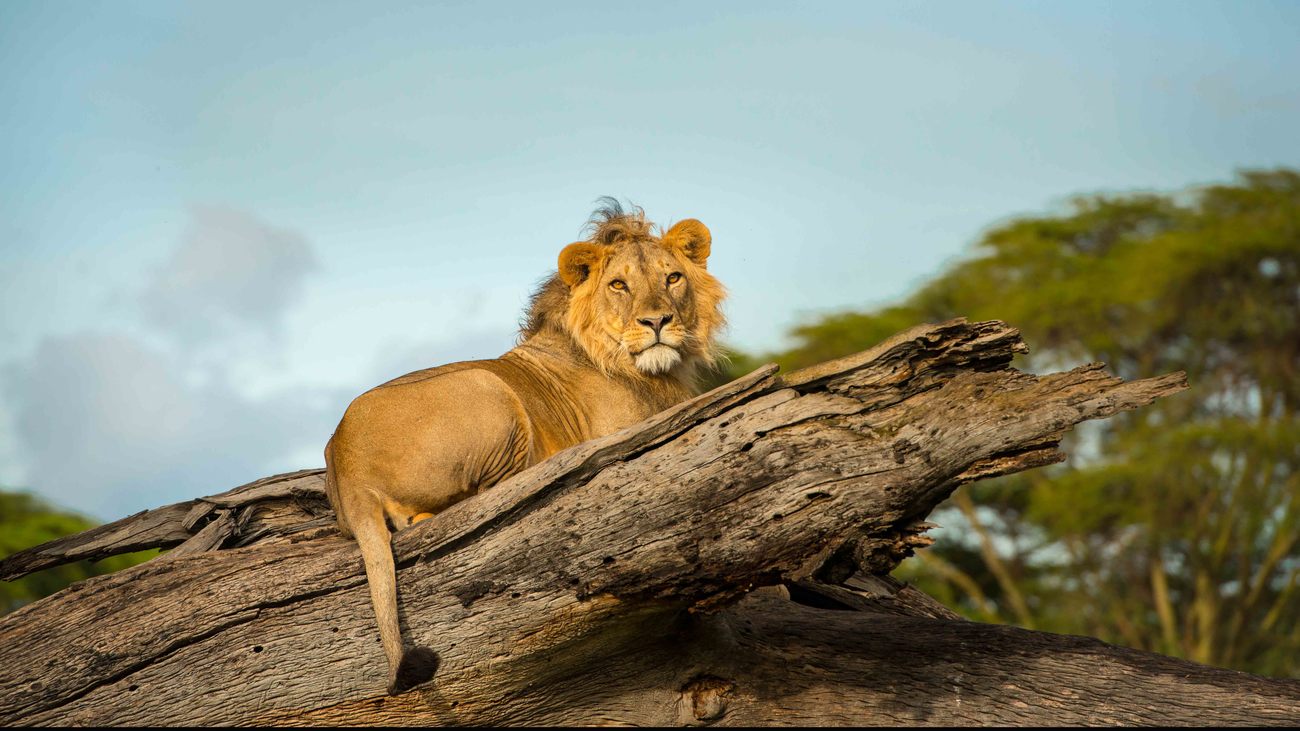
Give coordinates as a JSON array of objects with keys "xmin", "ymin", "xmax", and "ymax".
[{"xmin": 2, "ymin": 319, "xmax": 1296, "ymax": 726}]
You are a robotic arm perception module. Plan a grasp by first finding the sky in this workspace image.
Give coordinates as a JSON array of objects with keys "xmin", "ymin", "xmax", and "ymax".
[{"xmin": 1, "ymin": 0, "xmax": 1298, "ymax": 521}]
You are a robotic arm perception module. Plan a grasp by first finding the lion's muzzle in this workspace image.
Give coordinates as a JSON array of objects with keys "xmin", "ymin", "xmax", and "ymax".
[{"xmin": 633, "ymin": 343, "xmax": 682, "ymax": 374}]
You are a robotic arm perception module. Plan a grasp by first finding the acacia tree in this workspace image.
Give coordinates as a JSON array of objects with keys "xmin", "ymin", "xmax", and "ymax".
[{"xmin": 743, "ymin": 169, "xmax": 1300, "ymax": 676}]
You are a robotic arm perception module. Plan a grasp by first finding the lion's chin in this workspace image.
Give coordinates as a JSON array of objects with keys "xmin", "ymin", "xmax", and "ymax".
[{"xmin": 633, "ymin": 344, "xmax": 682, "ymax": 375}]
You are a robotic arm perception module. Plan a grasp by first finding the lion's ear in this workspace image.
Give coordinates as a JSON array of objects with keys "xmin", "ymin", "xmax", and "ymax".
[
  {"xmin": 663, "ymin": 219, "xmax": 711, "ymax": 267},
  {"xmin": 558, "ymin": 242, "xmax": 607, "ymax": 287}
]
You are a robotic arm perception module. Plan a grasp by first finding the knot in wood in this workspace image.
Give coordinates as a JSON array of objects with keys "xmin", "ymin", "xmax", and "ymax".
[{"xmin": 679, "ymin": 675, "xmax": 735, "ymax": 723}]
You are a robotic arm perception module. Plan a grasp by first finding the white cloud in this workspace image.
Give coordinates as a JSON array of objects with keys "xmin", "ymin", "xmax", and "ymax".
[
  {"xmin": 0, "ymin": 207, "xmax": 342, "ymax": 520},
  {"xmin": 139, "ymin": 205, "xmax": 318, "ymax": 347},
  {"xmin": 4, "ymin": 333, "xmax": 344, "ymax": 519},
  {"xmin": 0, "ymin": 205, "xmax": 532, "ymax": 521}
]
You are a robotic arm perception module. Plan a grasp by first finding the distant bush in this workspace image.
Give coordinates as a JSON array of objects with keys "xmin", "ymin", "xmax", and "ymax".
[{"xmin": 0, "ymin": 490, "xmax": 156, "ymax": 613}]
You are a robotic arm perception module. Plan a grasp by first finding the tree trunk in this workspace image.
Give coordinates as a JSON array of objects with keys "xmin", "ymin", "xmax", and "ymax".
[{"xmin": 2, "ymin": 319, "xmax": 1294, "ymax": 726}]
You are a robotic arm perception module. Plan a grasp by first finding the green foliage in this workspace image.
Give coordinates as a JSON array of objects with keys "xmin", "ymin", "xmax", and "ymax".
[
  {"xmin": 752, "ymin": 169, "xmax": 1300, "ymax": 677},
  {"xmin": 698, "ymin": 345, "xmax": 768, "ymax": 392},
  {"xmin": 0, "ymin": 490, "xmax": 156, "ymax": 613}
]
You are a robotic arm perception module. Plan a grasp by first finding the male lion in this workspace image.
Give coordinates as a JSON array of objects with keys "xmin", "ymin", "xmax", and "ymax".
[{"xmin": 324, "ymin": 200, "xmax": 726, "ymax": 694}]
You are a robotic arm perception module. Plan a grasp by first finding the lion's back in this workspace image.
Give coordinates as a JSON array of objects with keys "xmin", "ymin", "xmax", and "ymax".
[{"xmin": 326, "ymin": 361, "xmax": 535, "ymax": 522}]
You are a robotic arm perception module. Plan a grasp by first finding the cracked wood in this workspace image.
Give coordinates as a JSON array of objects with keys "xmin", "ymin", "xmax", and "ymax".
[{"xmin": 4, "ymin": 319, "xmax": 1276, "ymax": 728}]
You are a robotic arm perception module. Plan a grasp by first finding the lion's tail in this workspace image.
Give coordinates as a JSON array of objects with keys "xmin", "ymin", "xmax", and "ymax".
[{"xmin": 326, "ymin": 446, "xmax": 438, "ymax": 695}]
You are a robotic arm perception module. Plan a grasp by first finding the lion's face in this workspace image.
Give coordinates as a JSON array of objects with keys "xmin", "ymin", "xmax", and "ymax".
[{"xmin": 557, "ymin": 219, "xmax": 725, "ymax": 379}]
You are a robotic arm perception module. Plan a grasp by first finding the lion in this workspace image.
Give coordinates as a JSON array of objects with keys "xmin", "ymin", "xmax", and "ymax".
[{"xmin": 324, "ymin": 200, "xmax": 726, "ymax": 694}]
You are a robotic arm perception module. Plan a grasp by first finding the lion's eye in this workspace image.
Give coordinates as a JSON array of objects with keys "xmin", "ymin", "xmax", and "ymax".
[
  {"xmin": 609, "ymin": 280, "xmax": 627, "ymax": 291},
  {"xmin": 666, "ymin": 272, "xmax": 682, "ymax": 285}
]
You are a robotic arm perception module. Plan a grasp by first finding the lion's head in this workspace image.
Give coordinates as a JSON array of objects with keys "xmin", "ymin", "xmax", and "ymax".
[{"xmin": 523, "ymin": 200, "xmax": 726, "ymax": 384}]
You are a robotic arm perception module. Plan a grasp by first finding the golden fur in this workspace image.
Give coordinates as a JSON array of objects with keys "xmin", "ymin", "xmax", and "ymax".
[
  {"xmin": 325, "ymin": 200, "xmax": 726, "ymax": 694},
  {"xmin": 523, "ymin": 203, "xmax": 725, "ymax": 387}
]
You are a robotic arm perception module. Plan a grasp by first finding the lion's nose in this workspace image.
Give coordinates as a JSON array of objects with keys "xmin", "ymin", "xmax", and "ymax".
[{"xmin": 638, "ymin": 314, "xmax": 672, "ymax": 335}]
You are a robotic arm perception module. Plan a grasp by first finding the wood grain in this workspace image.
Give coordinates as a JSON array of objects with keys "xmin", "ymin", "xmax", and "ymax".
[{"xmin": 5, "ymin": 319, "xmax": 1283, "ymax": 727}]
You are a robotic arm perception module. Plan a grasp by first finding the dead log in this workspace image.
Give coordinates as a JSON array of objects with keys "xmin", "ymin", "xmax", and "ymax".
[{"xmin": 2, "ymin": 319, "xmax": 1295, "ymax": 726}]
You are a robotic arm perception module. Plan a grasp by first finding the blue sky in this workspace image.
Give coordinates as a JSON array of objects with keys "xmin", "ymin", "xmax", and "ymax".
[{"xmin": 2, "ymin": 0, "xmax": 1298, "ymax": 520}]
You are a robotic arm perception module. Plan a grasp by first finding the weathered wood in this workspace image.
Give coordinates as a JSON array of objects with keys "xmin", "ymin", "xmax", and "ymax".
[
  {"xmin": 4, "ymin": 318, "xmax": 1285, "ymax": 727},
  {"xmin": 0, "ymin": 468, "xmax": 330, "ymax": 581},
  {"xmin": 247, "ymin": 590, "xmax": 1298, "ymax": 727}
]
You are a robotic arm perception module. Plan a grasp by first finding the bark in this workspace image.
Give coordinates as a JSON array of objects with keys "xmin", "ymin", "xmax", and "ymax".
[{"xmin": 1, "ymin": 319, "xmax": 1293, "ymax": 726}]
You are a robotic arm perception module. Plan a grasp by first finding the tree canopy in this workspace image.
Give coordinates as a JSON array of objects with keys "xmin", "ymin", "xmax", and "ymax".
[
  {"xmin": 722, "ymin": 169, "xmax": 1300, "ymax": 677},
  {"xmin": 0, "ymin": 490, "xmax": 154, "ymax": 613}
]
